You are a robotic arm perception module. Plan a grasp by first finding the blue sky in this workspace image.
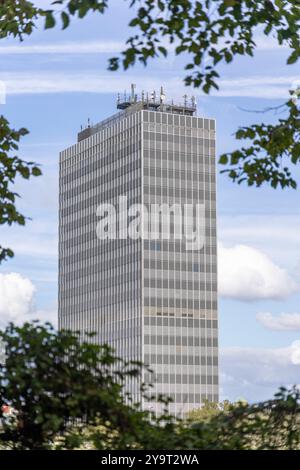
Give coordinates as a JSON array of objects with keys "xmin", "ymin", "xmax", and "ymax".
[{"xmin": 0, "ymin": 0, "xmax": 300, "ymax": 403}]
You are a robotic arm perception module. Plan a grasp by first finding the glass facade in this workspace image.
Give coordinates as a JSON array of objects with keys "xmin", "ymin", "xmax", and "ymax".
[{"xmin": 59, "ymin": 104, "xmax": 218, "ymax": 416}]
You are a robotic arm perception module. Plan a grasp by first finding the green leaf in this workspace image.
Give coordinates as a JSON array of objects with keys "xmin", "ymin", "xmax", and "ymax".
[
  {"xmin": 45, "ymin": 12, "xmax": 56, "ymax": 30},
  {"xmin": 158, "ymin": 46, "xmax": 167, "ymax": 57},
  {"xmin": 32, "ymin": 167, "xmax": 42, "ymax": 177},
  {"xmin": 287, "ymin": 50, "xmax": 299, "ymax": 65},
  {"xmin": 219, "ymin": 154, "xmax": 228, "ymax": 165},
  {"xmin": 223, "ymin": 0, "xmax": 237, "ymax": 6},
  {"xmin": 61, "ymin": 12, "xmax": 70, "ymax": 30}
]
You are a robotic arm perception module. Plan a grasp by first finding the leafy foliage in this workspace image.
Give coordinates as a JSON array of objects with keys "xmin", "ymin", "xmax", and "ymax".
[
  {"xmin": 106, "ymin": 0, "xmax": 300, "ymax": 188},
  {"xmin": 187, "ymin": 398, "xmax": 233, "ymax": 423},
  {"xmin": 44, "ymin": 1, "xmax": 109, "ymax": 30},
  {"xmin": 0, "ymin": 322, "xmax": 300, "ymax": 450},
  {"xmin": 2, "ymin": 1, "xmax": 299, "ymax": 95},
  {"xmin": 0, "ymin": 116, "xmax": 41, "ymax": 262},
  {"xmin": 0, "ymin": 1, "xmax": 109, "ymax": 39},
  {"xmin": 219, "ymin": 96, "xmax": 300, "ymax": 188},
  {"xmin": 0, "ymin": 1, "xmax": 41, "ymax": 40},
  {"xmin": 0, "ymin": 322, "xmax": 178, "ymax": 450},
  {"xmin": 108, "ymin": 0, "xmax": 300, "ymax": 93},
  {"xmin": 1, "ymin": 1, "xmax": 300, "ymax": 185},
  {"xmin": 202, "ymin": 387, "xmax": 300, "ymax": 450}
]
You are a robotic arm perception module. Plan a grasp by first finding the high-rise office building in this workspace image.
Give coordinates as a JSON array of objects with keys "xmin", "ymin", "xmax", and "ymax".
[{"xmin": 58, "ymin": 87, "xmax": 218, "ymax": 416}]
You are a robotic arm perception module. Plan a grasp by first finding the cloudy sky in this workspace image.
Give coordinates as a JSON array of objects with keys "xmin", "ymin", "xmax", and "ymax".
[{"xmin": 0, "ymin": 0, "xmax": 299, "ymax": 403}]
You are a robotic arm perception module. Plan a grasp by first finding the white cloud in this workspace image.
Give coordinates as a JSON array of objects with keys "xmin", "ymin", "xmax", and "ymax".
[
  {"xmin": 218, "ymin": 244, "xmax": 299, "ymax": 301},
  {"xmin": 254, "ymin": 35, "xmax": 289, "ymax": 51},
  {"xmin": 291, "ymin": 341, "xmax": 300, "ymax": 365},
  {"xmin": 0, "ymin": 80, "xmax": 5, "ymax": 104},
  {"xmin": 257, "ymin": 312, "xmax": 300, "ymax": 332},
  {"xmin": 219, "ymin": 214, "xmax": 300, "ymax": 274},
  {"xmin": 0, "ymin": 272, "xmax": 56, "ymax": 327},
  {"xmin": 0, "ymin": 273, "xmax": 35, "ymax": 321},
  {"xmin": 220, "ymin": 341, "xmax": 300, "ymax": 402},
  {"xmin": 220, "ymin": 215, "xmax": 300, "ymax": 248},
  {"xmin": 0, "ymin": 72, "xmax": 183, "ymax": 96},
  {"xmin": 0, "ymin": 32, "xmax": 287, "ymax": 56},
  {"xmin": 0, "ymin": 31, "xmax": 287, "ymax": 57},
  {"xmin": 217, "ymin": 76, "xmax": 298, "ymax": 99},
  {"xmin": 0, "ymin": 71, "xmax": 297, "ymax": 99},
  {"xmin": 0, "ymin": 41, "xmax": 124, "ymax": 55}
]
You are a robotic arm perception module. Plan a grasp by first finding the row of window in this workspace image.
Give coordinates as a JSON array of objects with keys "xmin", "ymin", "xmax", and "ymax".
[
  {"xmin": 61, "ymin": 146, "xmax": 141, "ymax": 184},
  {"xmin": 144, "ymin": 168, "xmax": 215, "ymax": 181},
  {"xmin": 143, "ymin": 131, "xmax": 215, "ymax": 148},
  {"xmin": 144, "ymin": 317, "xmax": 218, "ymax": 328},
  {"xmin": 144, "ymin": 280, "xmax": 217, "ymax": 292},
  {"xmin": 60, "ymin": 249, "xmax": 141, "ymax": 272},
  {"xmin": 61, "ymin": 151, "xmax": 141, "ymax": 188},
  {"xmin": 144, "ymin": 183, "xmax": 215, "ymax": 197},
  {"xmin": 60, "ymin": 234, "xmax": 141, "ymax": 255},
  {"xmin": 144, "ymin": 149, "xmax": 215, "ymax": 164},
  {"xmin": 144, "ymin": 373, "xmax": 218, "ymax": 385},
  {"xmin": 61, "ymin": 144, "xmax": 216, "ymax": 191},
  {"xmin": 144, "ymin": 140, "xmax": 213, "ymax": 153},
  {"xmin": 143, "ymin": 110, "xmax": 215, "ymax": 130},
  {"xmin": 61, "ymin": 138, "xmax": 141, "ymax": 171},
  {"xmin": 60, "ymin": 278, "xmax": 141, "ymax": 296},
  {"xmin": 144, "ymin": 249, "xmax": 217, "ymax": 261},
  {"xmin": 59, "ymin": 295, "xmax": 141, "ymax": 314},
  {"xmin": 144, "ymin": 299, "xmax": 218, "ymax": 309},
  {"xmin": 59, "ymin": 236, "xmax": 217, "ymax": 262},
  {"xmin": 144, "ymin": 335, "xmax": 218, "ymax": 347},
  {"xmin": 144, "ymin": 131, "xmax": 215, "ymax": 145},
  {"xmin": 144, "ymin": 353, "xmax": 218, "ymax": 366},
  {"xmin": 144, "ymin": 239, "xmax": 216, "ymax": 252},
  {"xmin": 143, "ymin": 122, "xmax": 214, "ymax": 137},
  {"xmin": 61, "ymin": 174, "xmax": 141, "ymax": 215},
  {"xmin": 59, "ymin": 289, "xmax": 141, "ymax": 306},
  {"xmin": 143, "ymin": 179, "xmax": 215, "ymax": 193},
  {"xmin": 144, "ymin": 259, "xmax": 217, "ymax": 272}
]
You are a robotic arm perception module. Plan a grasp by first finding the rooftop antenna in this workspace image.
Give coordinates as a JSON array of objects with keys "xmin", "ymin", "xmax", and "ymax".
[
  {"xmin": 117, "ymin": 93, "xmax": 120, "ymax": 104},
  {"xmin": 146, "ymin": 92, "xmax": 149, "ymax": 104},
  {"xmin": 183, "ymin": 94, "xmax": 188, "ymax": 107},
  {"xmin": 191, "ymin": 96, "xmax": 196, "ymax": 108},
  {"xmin": 142, "ymin": 90, "xmax": 145, "ymax": 102},
  {"xmin": 87, "ymin": 118, "xmax": 90, "ymax": 128},
  {"xmin": 124, "ymin": 90, "xmax": 126, "ymax": 102},
  {"xmin": 151, "ymin": 90, "xmax": 156, "ymax": 102},
  {"xmin": 160, "ymin": 86, "xmax": 166, "ymax": 104},
  {"xmin": 131, "ymin": 83, "xmax": 136, "ymax": 102}
]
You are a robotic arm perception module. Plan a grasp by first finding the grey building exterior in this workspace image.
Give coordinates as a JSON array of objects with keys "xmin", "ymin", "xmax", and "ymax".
[{"xmin": 58, "ymin": 93, "xmax": 218, "ymax": 416}]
